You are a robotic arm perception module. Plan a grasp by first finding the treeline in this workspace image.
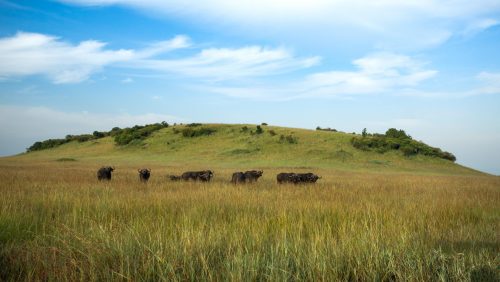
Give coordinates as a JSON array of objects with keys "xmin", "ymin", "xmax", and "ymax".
[
  {"xmin": 351, "ymin": 128, "xmax": 456, "ymax": 161},
  {"xmin": 27, "ymin": 122, "xmax": 170, "ymax": 152}
]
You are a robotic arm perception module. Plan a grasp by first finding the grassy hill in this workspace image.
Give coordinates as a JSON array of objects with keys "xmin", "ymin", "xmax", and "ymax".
[{"xmin": 9, "ymin": 123, "xmax": 480, "ymax": 175}]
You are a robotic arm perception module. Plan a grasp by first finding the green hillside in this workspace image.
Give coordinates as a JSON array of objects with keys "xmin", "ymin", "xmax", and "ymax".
[{"xmin": 10, "ymin": 123, "xmax": 481, "ymax": 175}]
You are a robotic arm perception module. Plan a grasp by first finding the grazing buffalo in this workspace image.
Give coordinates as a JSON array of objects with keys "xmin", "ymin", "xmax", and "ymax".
[
  {"xmin": 138, "ymin": 168, "xmax": 151, "ymax": 182},
  {"xmin": 97, "ymin": 166, "xmax": 114, "ymax": 181},
  {"xmin": 231, "ymin": 172, "xmax": 246, "ymax": 183},
  {"xmin": 296, "ymin": 173, "xmax": 321, "ymax": 183},
  {"xmin": 244, "ymin": 170, "xmax": 263, "ymax": 182},
  {"xmin": 277, "ymin": 172, "xmax": 321, "ymax": 184},
  {"xmin": 181, "ymin": 170, "xmax": 214, "ymax": 182},
  {"xmin": 169, "ymin": 175, "xmax": 182, "ymax": 181},
  {"xmin": 231, "ymin": 170, "xmax": 264, "ymax": 184},
  {"xmin": 277, "ymin": 172, "xmax": 298, "ymax": 184}
]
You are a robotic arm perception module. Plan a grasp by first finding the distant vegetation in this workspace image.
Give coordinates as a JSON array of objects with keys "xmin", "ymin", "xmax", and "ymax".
[
  {"xmin": 27, "ymin": 122, "xmax": 170, "ymax": 151},
  {"xmin": 351, "ymin": 128, "xmax": 456, "ymax": 161},
  {"xmin": 181, "ymin": 127, "xmax": 216, "ymax": 138},
  {"xmin": 316, "ymin": 126, "xmax": 338, "ymax": 132},
  {"xmin": 113, "ymin": 123, "xmax": 169, "ymax": 145}
]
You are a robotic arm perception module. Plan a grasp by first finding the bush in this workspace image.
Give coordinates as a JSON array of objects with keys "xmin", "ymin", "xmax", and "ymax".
[
  {"xmin": 261, "ymin": 123, "xmax": 268, "ymax": 126},
  {"xmin": 241, "ymin": 126, "xmax": 249, "ymax": 133},
  {"xmin": 92, "ymin": 131, "xmax": 107, "ymax": 138},
  {"xmin": 385, "ymin": 128, "xmax": 411, "ymax": 139},
  {"xmin": 181, "ymin": 127, "xmax": 216, "ymax": 138},
  {"xmin": 186, "ymin": 123, "xmax": 202, "ymax": 127},
  {"xmin": 268, "ymin": 130, "xmax": 277, "ymax": 136},
  {"xmin": 114, "ymin": 123, "xmax": 169, "ymax": 146},
  {"xmin": 27, "ymin": 139, "xmax": 67, "ymax": 152},
  {"xmin": 316, "ymin": 127, "xmax": 337, "ymax": 132},
  {"xmin": 255, "ymin": 125, "xmax": 263, "ymax": 134},
  {"xmin": 350, "ymin": 128, "xmax": 456, "ymax": 161},
  {"xmin": 279, "ymin": 134, "xmax": 298, "ymax": 144}
]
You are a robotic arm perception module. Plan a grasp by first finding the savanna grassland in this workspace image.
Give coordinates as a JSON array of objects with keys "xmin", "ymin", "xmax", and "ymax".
[{"xmin": 0, "ymin": 124, "xmax": 499, "ymax": 281}]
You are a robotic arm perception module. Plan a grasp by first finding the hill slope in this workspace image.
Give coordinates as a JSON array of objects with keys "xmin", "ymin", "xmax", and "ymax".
[{"xmin": 9, "ymin": 124, "xmax": 481, "ymax": 175}]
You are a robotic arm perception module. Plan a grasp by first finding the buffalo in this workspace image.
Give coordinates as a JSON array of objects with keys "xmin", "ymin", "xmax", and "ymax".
[
  {"xmin": 231, "ymin": 170, "xmax": 263, "ymax": 183},
  {"xmin": 181, "ymin": 170, "xmax": 214, "ymax": 182},
  {"xmin": 244, "ymin": 170, "xmax": 263, "ymax": 182},
  {"xmin": 296, "ymin": 172, "xmax": 321, "ymax": 183},
  {"xmin": 231, "ymin": 172, "xmax": 246, "ymax": 183},
  {"xmin": 138, "ymin": 168, "xmax": 151, "ymax": 182},
  {"xmin": 277, "ymin": 172, "xmax": 320, "ymax": 184},
  {"xmin": 169, "ymin": 175, "xmax": 182, "ymax": 181},
  {"xmin": 97, "ymin": 166, "xmax": 114, "ymax": 181}
]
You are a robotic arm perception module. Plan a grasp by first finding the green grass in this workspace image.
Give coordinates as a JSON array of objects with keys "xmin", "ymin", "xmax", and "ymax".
[
  {"xmin": 1, "ymin": 123, "xmax": 497, "ymax": 280},
  {"xmin": 0, "ymin": 162, "xmax": 498, "ymax": 281}
]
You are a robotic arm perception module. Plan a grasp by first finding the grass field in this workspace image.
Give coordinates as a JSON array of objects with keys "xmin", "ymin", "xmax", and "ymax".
[
  {"xmin": 1, "ymin": 124, "xmax": 498, "ymax": 280},
  {"xmin": 0, "ymin": 159, "xmax": 499, "ymax": 281}
]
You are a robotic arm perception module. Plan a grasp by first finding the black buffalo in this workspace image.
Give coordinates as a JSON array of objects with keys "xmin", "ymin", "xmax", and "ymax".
[
  {"xmin": 231, "ymin": 172, "xmax": 246, "ymax": 183},
  {"xmin": 231, "ymin": 170, "xmax": 263, "ymax": 183},
  {"xmin": 97, "ymin": 166, "xmax": 114, "ymax": 181},
  {"xmin": 296, "ymin": 173, "xmax": 321, "ymax": 183},
  {"xmin": 277, "ymin": 172, "xmax": 320, "ymax": 184},
  {"xmin": 138, "ymin": 168, "xmax": 151, "ymax": 182},
  {"xmin": 244, "ymin": 170, "xmax": 263, "ymax": 182},
  {"xmin": 169, "ymin": 175, "xmax": 182, "ymax": 181},
  {"xmin": 276, "ymin": 172, "xmax": 298, "ymax": 184},
  {"xmin": 181, "ymin": 170, "xmax": 214, "ymax": 182}
]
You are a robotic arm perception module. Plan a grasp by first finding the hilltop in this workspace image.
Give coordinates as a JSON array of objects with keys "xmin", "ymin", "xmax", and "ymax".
[{"xmin": 8, "ymin": 123, "xmax": 481, "ymax": 175}]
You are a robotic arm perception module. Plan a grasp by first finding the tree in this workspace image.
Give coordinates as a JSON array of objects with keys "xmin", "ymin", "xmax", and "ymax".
[{"xmin": 362, "ymin": 128, "xmax": 368, "ymax": 137}]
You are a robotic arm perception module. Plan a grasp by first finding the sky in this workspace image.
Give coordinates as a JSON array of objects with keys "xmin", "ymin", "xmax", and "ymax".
[{"xmin": 0, "ymin": 0, "xmax": 499, "ymax": 174}]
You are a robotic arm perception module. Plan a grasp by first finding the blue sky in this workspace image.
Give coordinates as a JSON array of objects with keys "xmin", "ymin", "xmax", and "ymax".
[{"xmin": 0, "ymin": 0, "xmax": 499, "ymax": 174}]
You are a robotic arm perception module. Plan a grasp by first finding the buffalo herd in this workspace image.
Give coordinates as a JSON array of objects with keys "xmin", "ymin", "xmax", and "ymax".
[{"xmin": 97, "ymin": 167, "xmax": 320, "ymax": 184}]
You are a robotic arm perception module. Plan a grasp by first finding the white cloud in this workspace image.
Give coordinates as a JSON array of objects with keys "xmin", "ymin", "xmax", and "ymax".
[
  {"xmin": 208, "ymin": 53, "xmax": 437, "ymax": 99},
  {"xmin": 0, "ymin": 32, "xmax": 189, "ymax": 83},
  {"xmin": 58, "ymin": 0, "xmax": 500, "ymax": 50},
  {"xmin": 0, "ymin": 32, "xmax": 317, "ymax": 83},
  {"xmin": 398, "ymin": 72, "xmax": 500, "ymax": 98},
  {"xmin": 462, "ymin": 18, "xmax": 499, "ymax": 36},
  {"xmin": 0, "ymin": 105, "xmax": 185, "ymax": 155},
  {"xmin": 121, "ymin": 77, "xmax": 134, "ymax": 83},
  {"xmin": 135, "ymin": 46, "xmax": 320, "ymax": 80}
]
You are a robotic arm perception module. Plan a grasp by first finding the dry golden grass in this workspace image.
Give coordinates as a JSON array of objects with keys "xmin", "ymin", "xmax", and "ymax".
[{"xmin": 0, "ymin": 160, "xmax": 499, "ymax": 281}]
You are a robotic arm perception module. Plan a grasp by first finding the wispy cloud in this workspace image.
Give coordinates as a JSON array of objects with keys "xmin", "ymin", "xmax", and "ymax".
[
  {"xmin": 208, "ymin": 53, "xmax": 438, "ymax": 100},
  {"xmin": 0, "ymin": 32, "xmax": 189, "ymax": 83},
  {"xmin": 398, "ymin": 72, "xmax": 500, "ymax": 98},
  {"xmin": 0, "ymin": 32, "xmax": 318, "ymax": 83},
  {"xmin": 58, "ymin": 0, "xmax": 500, "ymax": 50},
  {"xmin": 135, "ymin": 46, "xmax": 320, "ymax": 81}
]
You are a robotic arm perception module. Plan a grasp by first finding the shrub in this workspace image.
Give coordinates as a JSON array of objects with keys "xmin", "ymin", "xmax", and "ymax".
[
  {"xmin": 114, "ymin": 123, "xmax": 168, "ymax": 146},
  {"xmin": 241, "ymin": 126, "xmax": 249, "ymax": 133},
  {"xmin": 350, "ymin": 128, "xmax": 456, "ymax": 161},
  {"xmin": 181, "ymin": 127, "xmax": 216, "ymax": 138},
  {"xmin": 261, "ymin": 123, "xmax": 268, "ymax": 126},
  {"xmin": 316, "ymin": 127, "xmax": 337, "ymax": 132},
  {"xmin": 268, "ymin": 130, "xmax": 277, "ymax": 136},
  {"xmin": 186, "ymin": 123, "xmax": 202, "ymax": 127},
  {"xmin": 385, "ymin": 128, "xmax": 411, "ymax": 139},
  {"xmin": 280, "ymin": 134, "xmax": 298, "ymax": 144},
  {"xmin": 256, "ymin": 125, "xmax": 264, "ymax": 134},
  {"xmin": 93, "ymin": 131, "xmax": 107, "ymax": 138}
]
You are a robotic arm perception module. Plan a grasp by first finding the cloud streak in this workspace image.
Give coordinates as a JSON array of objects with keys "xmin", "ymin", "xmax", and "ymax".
[
  {"xmin": 0, "ymin": 32, "xmax": 189, "ymax": 83},
  {"xmin": 208, "ymin": 53, "xmax": 438, "ymax": 99},
  {"xmin": 0, "ymin": 32, "xmax": 318, "ymax": 83}
]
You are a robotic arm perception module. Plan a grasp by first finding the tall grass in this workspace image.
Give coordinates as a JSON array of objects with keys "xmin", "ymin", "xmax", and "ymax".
[{"xmin": 0, "ymin": 161, "xmax": 498, "ymax": 281}]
